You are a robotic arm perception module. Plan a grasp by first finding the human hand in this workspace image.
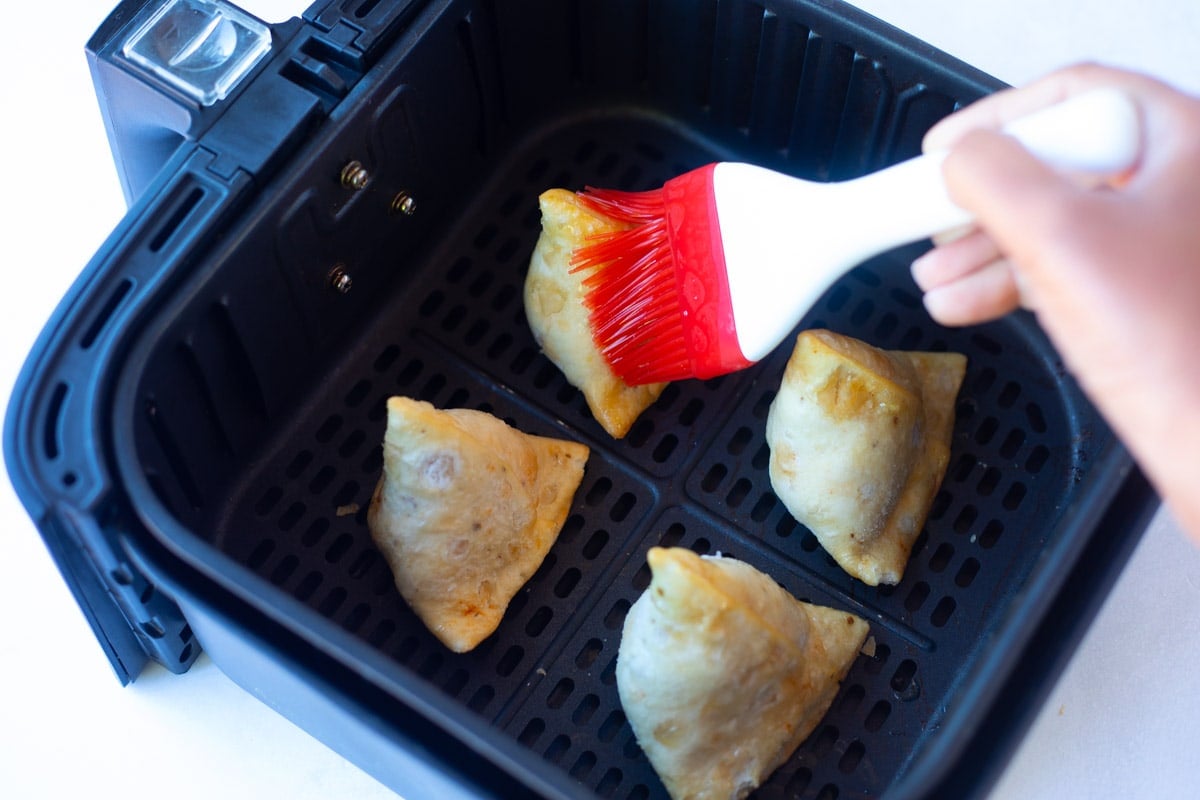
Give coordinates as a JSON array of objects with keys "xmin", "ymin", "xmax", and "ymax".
[{"xmin": 910, "ymin": 62, "xmax": 1200, "ymax": 540}]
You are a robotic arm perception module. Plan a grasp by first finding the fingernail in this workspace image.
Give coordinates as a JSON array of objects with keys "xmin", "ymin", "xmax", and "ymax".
[{"xmin": 910, "ymin": 252, "xmax": 933, "ymax": 289}]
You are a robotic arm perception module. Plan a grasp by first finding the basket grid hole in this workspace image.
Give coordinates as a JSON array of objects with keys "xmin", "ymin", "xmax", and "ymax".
[
  {"xmin": 751, "ymin": 389, "xmax": 775, "ymax": 420},
  {"xmin": 972, "ymin": 366, "xmax": 996, "ymax": 394},
  {"xmin": 999, "ymin": 428, "xmax": 1025, "ymax": 459},
  {"xmin": 839, "ymin": 683, "xmax": 866, "ymax": 714},
  {"xmin": 301, "ymin": 517, "xmax": 329, "ymax": 547},
  {"xmin": 582, "ymin": 529, "xmax": 609, "ymax": 560},
  {"xmin": 545, "ymin": 734, "xmax": 571, "ymax": 764},
  {"xmin": 344, "ymin": 379, "xmax": 372, "ymax": 408},
  {"xmin": 597, "ymin": 707, "xmax": 626, "ymax": 743},
  {"xmin": 496, "ymin": 644, "xmax": 525, "ymax": 677},
  {"xmin": 294, "ymin": 570, "xmax": 322, "ymax": 601},
  {"xmin": 488, "ymin": 332, "xmax": 514, "ymax": 360},
  {"xmin": 890, "ymin": 659, "xmax": 918, "ymax": 693},
  {"xmin": 651, "ymin": 433, "xmax": 679, "ymax": 463},
  {"xmin": 367, "ymin": 618, "xmax": 395, "ymax": 647},
  {"xmin": 811, "ymin": 724, "xmax": 839, "ymax": 756},
  {"xmin": 595, "ymin": 768, "xmax": 623, "ymax": 797},
  {"xmin": 554, "ymin": 567, "xmax": 582, "ymax": 598},
  {"xmin": 632, "ymin": 563, "xmax": 651, "ymax": 592},
  {"xmin": 318, "ymin": 585, "xmax": 346, "ymax": 617},
  {"xmin": 786, "ymin": 767, "xmax": 813, "ymax": 794},
  {"xmin": 874, "ymin": 311, "xmax": 898, "ymax": 338},
  {"xmin": 441, "ymin": 304, "xmax": 463, "ymax": 333},
  {"xmin": 1026, "ymin": 402, "xmax": 1048, "ymax": 432},
  {"xmin": 269, "ymin": 554, "xmax": 297, "ymax": 585},
  {"xmin": 838, "ymin": 740, "xmax": 866, "ymax": 774},
  {"xmin": 309, "ymin": 465, "xmax": 335, "ymax": 493},
  {"xmin": 576, "ymin": 638, "xmax": 604, "ymax": 670},
  {"xmin": 569, "ymin": 750, "xmax": 597, "ymax": 779},
  {"xmin": 974, "ymin": 415, "xmax": 999, "ymax": 445},
  {"xmin": 864, "ymin": 699, "xmax": 891, "ymax": 732},
  {"xmin": 751, "ymin": 442, "xmax": 770, "ymax": 470},
  {"xmin": 603, "ymin": 599, "xmax": 629, "ymax": 631},
  {"xmin": 343, "ymin": 602, "xmax": 371, "ymax": 633},
  {"xmin": 525, "ymin": 606, "xmax": 553, "ymax": 637},
  {"xmin": 904, "ymin": 581, "xmax": 930, "ymax": 613},
  {"xmin": 1026, "ymin": 444, "xmax": 1050, "ymax": 473},
  {"xmin": 928, "ymin": 490, "xmax": 951, "ymax": 521},
  {"xmin": 609, "ymin": 492, "xmax": 637, "ymax": 522},
  {"xmin": 930, "ymin": 595, "xmax": 956, "ymax": 627},
  {"xmin": 443, "ymin": 668, "xmax": 469, "ymax": 697},
  {"xmin": 864, "ymin": 638, "xmax": 892, "ymax": 676},
  {"xmin": 816, "ymin": 783, "xmax": 840, "ymax": 800},
  {"xmin": 277, "ymin": 501, "xmax": 305, "ymax": 531},
  {"xmin": 285, "ymin": 449, "xmax": 313, "ymax": 478},
  {"xmin": 464, "ymin": 319, "xmax": 489, "ymax": 346},
  {"xmin": 701, "ymin": 462, "xmax": 727, "ymax": 493},
  {"xmin": 573, "ymin": 693, "xmax": 600, "ymax": 726},
  {"xmin": 928, "ymin": 542, "xmax": 954, "ymax": 572},
  {"xmin": 956, "ymin": 557, "xmax": 981, "ymax": 587},
  {"xmin": 468, "ymin": 684, "xmax": 495, "ymax": 713},
  {"xmin": 984, "ymin": 520, "xmax": 1003, "ymax": 551},
  {"xmin": 254, "ymin": 485, "xmax": 283, "ymax": 516},
  {"xmin": 727, "ymin": 425, "xmax": 753, "ymax": 456},
  {"xmin": 725, "ymin": 477, "xmax": 753, "ymax": 507},
  {"xmin": 953, "ymin": 504, "xmax": 977, "ymax": 534},
  {"xmin": 518, "ymin": 717, "xmax": 544, "ymax": 746},
  {"xmin": 750, "ymin": 492, "xmax": 776, "ymax": 521},
  {"xmin": 977, "ymin": 466, "xmax": 1001, "ymax": 496},
  {"xmin": 325, "ymin": 532, "xmax": 354, "ymax": 563},
  {"xmin": 951, "ymin": 452, "xmax": 976, "ymax": 482},
  {"xmin": 600, "ymin": 655, "xmax": 618, "ymax": 687},
  {"xmin": 1003, "ymin": 481, "xmax": 1028, "ymax": 510},
  {"xmin": 850, "ymin": 298, "xmax": 874, "ymax": 325},
  {"xmin": 547, "ymin": 677, "xmax": 573, "ymax": 710}
]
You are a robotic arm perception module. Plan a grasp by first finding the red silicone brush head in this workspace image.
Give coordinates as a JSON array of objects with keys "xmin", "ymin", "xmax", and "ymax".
[
  {"xmin": 570, "ymin": 165, "xmax": 753, "ymax": 384},
  {"xmin": 570, "ymin": 187, "xmax": 690, "ymax": 384}
]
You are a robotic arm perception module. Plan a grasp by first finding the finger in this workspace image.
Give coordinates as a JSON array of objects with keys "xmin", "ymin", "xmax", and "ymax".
[
  {"xmin": 911, "ymin": 229, "xmax": 1003, "ymax": 291},
  {"xmin": 930, "ymin": 222, "xmax": 976, "ymax": 247},
  {"xmin": 940, "ymin": 128, "xmax": 1091, "ymax": 273},
  {"xmin": 921, "ymin": 259, "xmax": 1021, "ymax": 327}
]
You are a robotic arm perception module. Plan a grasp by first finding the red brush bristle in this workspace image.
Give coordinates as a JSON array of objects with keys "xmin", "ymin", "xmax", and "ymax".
[{"xmin": 570, "ymin": 188, "xmax": 690, "ymax": 384}]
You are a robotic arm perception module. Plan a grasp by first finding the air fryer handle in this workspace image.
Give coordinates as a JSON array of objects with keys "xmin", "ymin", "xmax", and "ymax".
[
  {"xmin": 4, "ymin": 145, "xmax": 252, "ymax": 683},
  {"xmin": 85, "ymin": 0, "xmax": 282, "ymax": 205}
]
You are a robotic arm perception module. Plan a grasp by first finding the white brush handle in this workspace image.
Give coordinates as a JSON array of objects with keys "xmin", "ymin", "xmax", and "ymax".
[
  {"xmin": 842, "ymin": 87, "xmax": 1141, "ymax": 254},
  {"xmin": 719, "ymin": 87, "xmax": 1141, "ymax": 363}
]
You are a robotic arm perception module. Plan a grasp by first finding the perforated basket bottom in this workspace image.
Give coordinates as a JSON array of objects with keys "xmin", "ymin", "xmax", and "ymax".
[{"xmin": 210, "ymin": 114, "xmax": 1092, "ymax": 799}]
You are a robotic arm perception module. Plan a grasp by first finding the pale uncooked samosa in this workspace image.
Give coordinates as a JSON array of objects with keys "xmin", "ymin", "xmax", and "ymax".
[
  {"xmin": 766, "ymin": 329, "xmax": 966, "ymax": 585},
  {"xmin": 524, "ymin": 188, "xmax": 667, "ymax": 438},
  {"xmin": 617, "ymin": 546, "xmax": 869, "ymax": 800},
  {"xmin": 367, "ymin": 396, "xmax": 589, "ymax": 652}
]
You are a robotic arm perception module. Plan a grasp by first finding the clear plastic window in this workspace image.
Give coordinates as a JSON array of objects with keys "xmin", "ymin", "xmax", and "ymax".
[{"xmin": 122, "ymin": 0, "xmax": 272, "ymax": 106}]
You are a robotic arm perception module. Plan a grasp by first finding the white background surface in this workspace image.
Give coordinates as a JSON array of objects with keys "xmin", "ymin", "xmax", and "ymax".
[{"xmin": 3, "ymin": 1, "xmax": 1199, "ymax": 799}]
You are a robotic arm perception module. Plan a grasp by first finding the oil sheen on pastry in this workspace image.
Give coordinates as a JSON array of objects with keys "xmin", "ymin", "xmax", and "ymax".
[
  {"xmin": 766, "ymin": 329, "xmax": 966, "ymax": 585},
  {"xmin": 617, "ymin": 546, "xmax": 869, "ymax": 800},
  {"xmin": 367, "ymin": 396, "xmax": 589, "ymax": 652},
  {"xmin": 524, "ymin": 188, "xmax": 667, "ymax": 438}
]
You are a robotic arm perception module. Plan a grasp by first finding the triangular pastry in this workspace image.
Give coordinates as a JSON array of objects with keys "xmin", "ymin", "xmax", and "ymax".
[
  {"xmin": 367, "ymin": 396, "xmax": 589, "ymax": 652},
  {"xmin": 766, "ymin": 329, "xmax": 966, "ymax": 585},
  {"xmin": 524, "ymin": 188, "xmax": 667, "ymax": 438},
  {"xmin": 617, "ymin": 547, "xmax": 868, "ymax": 800}
]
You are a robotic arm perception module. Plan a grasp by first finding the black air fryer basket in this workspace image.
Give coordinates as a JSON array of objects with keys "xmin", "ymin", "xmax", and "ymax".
[{"xmin": 6, "ymin": 0, "xmax": 1158, "ymax": 798}]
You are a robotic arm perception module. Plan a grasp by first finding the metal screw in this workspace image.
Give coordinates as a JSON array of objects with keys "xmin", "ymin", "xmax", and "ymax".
[
  {"xmin": 328, "ymin": 265, "xmax": 353, "ymax": 294},
  {"xmin": 390, "ymin": 190, "xmax": 417, "ymax": 216},
  {"xmin": 340, "ymin": 160, "xmax": 370, "ymax": 190}
]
